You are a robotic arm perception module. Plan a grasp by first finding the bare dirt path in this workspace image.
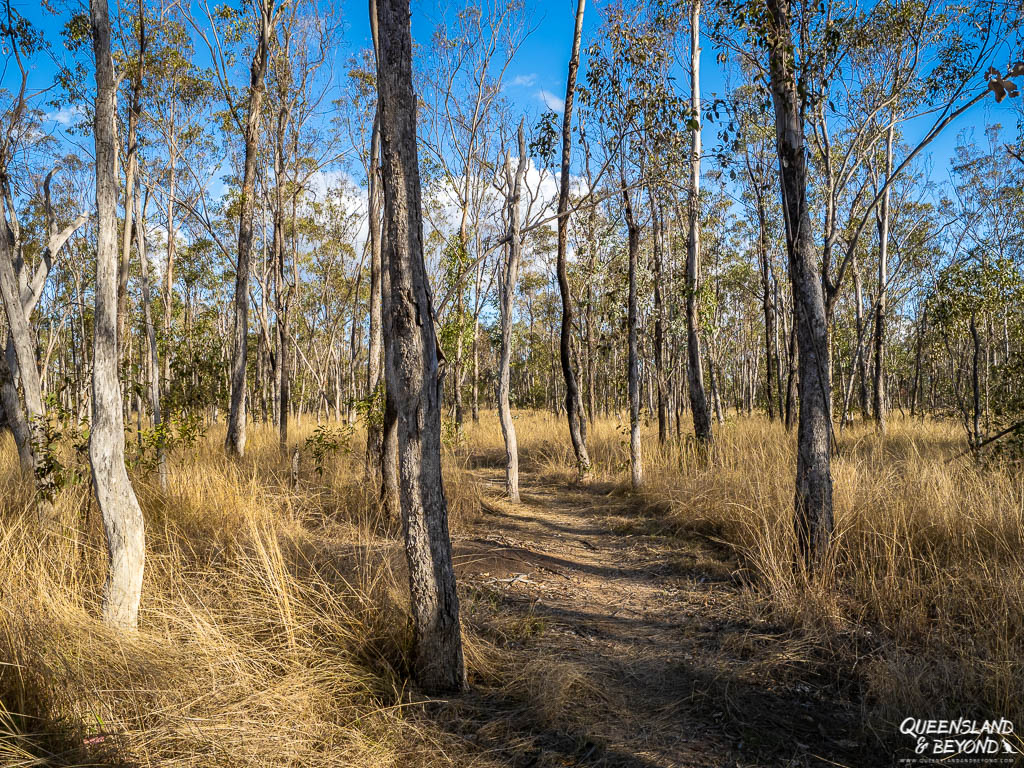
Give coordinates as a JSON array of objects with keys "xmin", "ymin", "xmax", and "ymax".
[{"xmin": 427, "ymin": 465, "xmax": 867, "ymax": 768}]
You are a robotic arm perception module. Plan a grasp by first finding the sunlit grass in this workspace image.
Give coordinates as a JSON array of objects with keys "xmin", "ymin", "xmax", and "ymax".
[{"xmin": 0, "ymin": 409, "xmax": 1019, "ymax": 764}]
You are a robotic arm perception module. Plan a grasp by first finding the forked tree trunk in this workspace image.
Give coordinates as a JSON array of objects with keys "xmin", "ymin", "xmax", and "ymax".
[
  {"xmin": 686, "ymin": 0, "xmax": 713, "ymax": 446},
  {"xmin": 226, "ymin": 0, "xmax": 273, "ymax": 457},
  {"xmin": 374, "ymin": 0, "xmax": 466, "ymax": 693},
  {"xmin": 117, "ymin": 4, "xmax": 143, "ymax": 351},
  {"xmin": 497, "ymin": 124, "xmax": 528, "ymax": 503},
  {"xmin": 556, "ymin": 0, "xmax": 591, "ymax": 479},
  {"xmin": 90, "ymin": 0, "xmax": 146, "ymax": 629},
  {"xmin": 765, "ymin": 0, "xmax": 834, "ymax": 567}
]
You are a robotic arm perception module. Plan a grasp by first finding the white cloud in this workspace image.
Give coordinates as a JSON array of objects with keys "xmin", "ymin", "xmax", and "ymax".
[
  {"xmin": 46, "ymin": 105, "xmax": 86, "ymax": 127},
  {"xmin": 510, "ymin": 73, "xmax": 537, "ymax": 87},
  {"xmin": 535, "ymin": 89, "xmax": 565, "ymax": 113}
]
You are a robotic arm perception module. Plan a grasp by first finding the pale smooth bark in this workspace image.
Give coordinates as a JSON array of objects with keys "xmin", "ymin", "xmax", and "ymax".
[
  {"xmin": 686, "ymin": 0, "xmax": 713, "ymax": 446},
  {"xmin": 375, "ymin": 0, "xmax": 466, "ymax": 693},
  {"xmin": 497, "ymin": 124, "xmax": 528, "ymax": 503},
  {"xmin": 0, "ymin": 221, "xmax": 47, "ymax": 487},
  {"xmin": 91, "ymin": 0, "xmax": 146, "ymax": 629}
]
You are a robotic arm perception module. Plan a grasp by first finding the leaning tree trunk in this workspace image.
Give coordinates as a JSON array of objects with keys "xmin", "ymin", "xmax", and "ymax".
[
  {"xmin": 226, "ymin": 0, "xmax": 272, "ymax": 457},
  {"xmin": 686, "ymin": 0, "xmax": 713, "ymax": 446},
  {"xmin": 765, "ymin": 0, "xmax": 834, "ymax": 567},
  {"xmin": 90, "ymin": 0, "xmax": 147, "ymax": 629},
  {"xmin": 375, "ymin": 0, "xmax": 466, "ymax": 693},
  {"xmin": 497, "ymin": 124, "xmax": 528, "ymax": 503},
  {"xmin": 0, "ymin": 208, "xmax": 52, "ymax": 502},
  {"xmin": 556, "ymin": 0, "xmax": 591, "ymax": 479}
]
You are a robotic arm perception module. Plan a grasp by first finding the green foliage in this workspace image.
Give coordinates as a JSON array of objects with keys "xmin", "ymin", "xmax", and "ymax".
[
  {"xmin": 930, "ymin": 258, "xmax": 1024, "ymax": 330},
  {"xmin": 528, "ymin": 110, "xmax": 559, "ymax": 168},
  {"xmin": 32, "ymin": 394, "xmax": 90, "ymax": 498},
  {"xmin": 439, "ymin": 236, "xmax": 475, "ymax": 364},
  {"xmin": 354, "ymin": 382, "xmax": 385, "ymax": 431},
  {"xmin": 304, "ymin": 424, "xmax": 353, "ymax": 478}
]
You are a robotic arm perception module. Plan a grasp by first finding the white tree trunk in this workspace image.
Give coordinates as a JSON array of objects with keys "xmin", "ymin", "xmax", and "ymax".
[
  {"xmin": 91, "ymin": 0, "xmax": 146, "ymax": 629},
  {"xmin": 497, "ymin": 124, "xmax": 528, "ymax": 503}
]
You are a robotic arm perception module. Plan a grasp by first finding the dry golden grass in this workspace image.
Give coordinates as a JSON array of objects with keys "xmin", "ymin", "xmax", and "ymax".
[
  {"xmin": 1, "ymin": 409, "xmax": 1019, "ymax": 765},
  {"xmin": 0, "ymin": 421, "xmax": 439, "ymax": 767},
  {"xmin": 467, "ymin": 409, "xmax": 1024, "ymax": 736}
]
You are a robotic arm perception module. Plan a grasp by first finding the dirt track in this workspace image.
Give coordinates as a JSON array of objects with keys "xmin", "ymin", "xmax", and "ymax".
[{"xmin": 423, "ymin": 465, "xmax": 868, "ymax": 768}]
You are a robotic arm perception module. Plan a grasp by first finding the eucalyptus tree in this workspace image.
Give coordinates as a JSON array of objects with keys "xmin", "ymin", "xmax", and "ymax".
[
  {"xmin": 189, "ymin": 0, "xmax": 282, "ymax": 456},
  {"xmin": 555, "ymin": 0, "xmax": 591, "ymax": 478},
  {"xmin": 91, "ymin": 0, "xmax": 147, "ymax": 629},
  {"xmin": 724, "ymin": 80, "xmax": 786, "ymax": 420},
  {"xmin": 715, "ymin": 0, "xmax": 1019, "ymax": 566},
  {"xmin": 583, "ymin": 2, "xmax": 688, "ymax": 488},
  {"xmin": 684, "ymin": 0, "xmax": 714, "ymax": 446},
  {"xmin": 374, "ymin": 0, "xmax": 466, "ymax": 693},
  {"xmin": 418, "ymin": 0, "xmax": 528, "ymax": 429},
  {"xmin": 264, "ymin": 0, "xmax": 339, "ymax": 450},
  {"xmin": 0, "ymin": 13, "xmax": 88, "ymax": 500},
  {"xmin": 496, "ymin": 123, "xmax": 528, "ymax": 502},
  {"xmin": 144, "ymin": 8, "xmax": 213, "ymax": 392}
]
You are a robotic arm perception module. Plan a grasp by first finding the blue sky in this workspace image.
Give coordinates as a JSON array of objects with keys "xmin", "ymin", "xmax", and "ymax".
[{"xmin": 7, "ymin": 0, "xmax": 1021, "ymax": 194}]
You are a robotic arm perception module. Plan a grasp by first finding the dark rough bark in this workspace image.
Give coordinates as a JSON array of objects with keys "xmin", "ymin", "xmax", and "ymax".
[
  {"xmin": 90, "ymin": 0, "xmax": 147, "ymax": 628},
  {"xmin": 872, "ymin": 122, "xmax": 894, "ymax": 434},
  {"xmin": 370, "ymin": 0, "xmax": 400, "ymax": 520},
  {"xmin": 853, "ymin": 263, "xmax": 870, "ymax": 419},
  {"xmin": 0, "ymin": 351, "xmax": 31, "ymax": 472},
  {"xmin": 375, "ymin": 0, "xmax": 466, "ymax": 693},
  {"xmin": 756, "ymin": 199, "xmax": 776, "ymax": 421},
  {"xmin": 652, "ymin": 200, "xmax": 667, "ymax": 445},
  {"xmin": 623, "ymin": 186, "xmax": 642, "ymax": 489},
  {"xmin": 556, "ymin": 0, "xmax": 591, "ymax": 479},
  {"xmin": 365, "ymin": 111, "xmax": 384, "ymax": 477},
  {"xmin": 765, "ymin": 0, "xmax": 834, "ymax": 566},
  {"xmin": 226, "ymin": 0, "xmax": 273, "ymax": 457},
  {"xmin": 910, "ymin": 305, "xmax": 927, "ymax": 417}
]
